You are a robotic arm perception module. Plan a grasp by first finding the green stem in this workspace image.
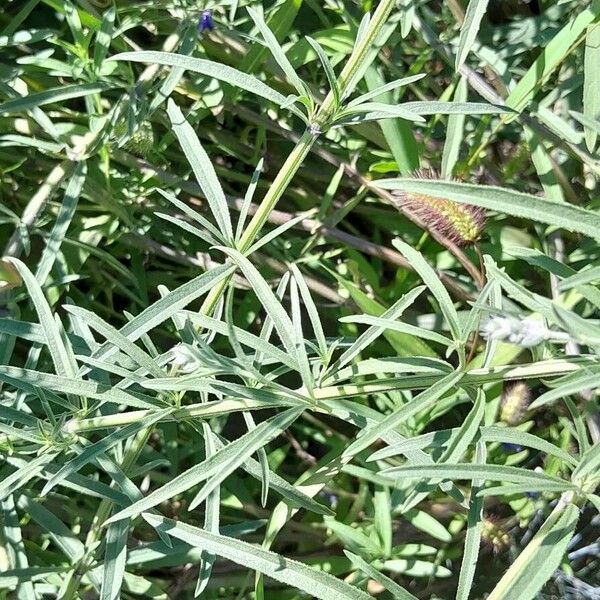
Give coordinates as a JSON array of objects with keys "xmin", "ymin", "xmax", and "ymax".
[
  {"xmin": 60, "ymin": 426, "xmax": 153, "ymax": 600},
  {"xmin": 26, "ymin": 357, "xmax": 591, "ymax": 437},
  {"xmin": 200, "ymin": 0, "xmax": 398, "ymax": 317}
]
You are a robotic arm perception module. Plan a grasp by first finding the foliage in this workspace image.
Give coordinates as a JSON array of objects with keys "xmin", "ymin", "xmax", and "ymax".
[{"xmin": 1, "ymin": 0, "xmax": 599, "ymax": 599}]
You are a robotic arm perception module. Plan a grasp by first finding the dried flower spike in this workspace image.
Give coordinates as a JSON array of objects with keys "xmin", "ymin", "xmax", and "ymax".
[
  {"xmin": 391, "ymin": 169, "xmax": 486, "ymax": 246},
  {"xmin": 500, "ymin": 381, "xmax": 531, "ymax": 425}
]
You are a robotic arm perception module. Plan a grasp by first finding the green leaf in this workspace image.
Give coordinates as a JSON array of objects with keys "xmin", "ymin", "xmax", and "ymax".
[
  {"xmin": 441, "ymin": 77, "xmax": 467, "ymax": 178},
  {"xmin": 166, "ymin": 100, "xmax": 233, "ymax": 241},
  {"xmin": 156, "ymin": 188, "xmax": 225, "ymax": 244},
  {"xmin": 572, "ymin": 440, "xmax": 600, "ymax": 483},
  {"xmin": 456, "ymin": 441, "xmax": 486, "ymax": 600},
  {"xmin": 195, "ymin": 424, "xmax": 219, "ymax": 596},
  {"xmin": 0, "ymin": 452, "xmax": 59, "ymax": 501},
  {"xmin": 306, "ymin": 36, "xmax": 340, "ymax": 108},
  {"xmin": 143, "ymin": 514, "xmax": 373, "ymax": 600},
  {"xmin": 239, "ymin": 0, "xmax": 302, "ymax": 79},
  {"xmin": 108, "ymin": 51, "xmax": 306, "ymax": 119},
  {"xmin": 41, "ymin": 409, "xmax": 170, "ymax": 496},
  {"xmin": 505, "ymin": 0, "xmax": 600, "ymax": 113},
  {"xmin": 481, "ymin": 426, "xmax": 578, "ymax": 466},
  {"xmin": 392, "ymin": 240, "xmax": 461, "ymax": 341},
  {"xmin": 349, "ymin": 73, "xmax": 425, "ymax": 108},
  {"xmin": 583, "ymin": 23, "xmax": 600, "ymax": 152},
  {"xmin": 7, "ymin": 258, "xmax": 78, "ymax": 379},
  {"xmin": 188, "ymin": 408, "xmax": 302, "ymax": 511},
  {"xmin": 477, "ymin": 482, "xmax": 576, "ymax": 497},
  {"xmin": 64, "ymin": 306, "xmax": 165, "ymax": 378},
  {"xmin": 216, "ymin": 247, "xmax": 310, "ymax": 387},
  {"xmin": 247, "ymin": 5, "xmax": 308, "ymax": 99},
  {"xmin": 0, "ymin": 82, "xmax": 113, "ymax": 114},
  {"xmin": 328, "ymin": 285, "xmax": 428, "ymax": 377},
  {"xmin": 330, "ymin": 275, "xmax": 437, "ymax": 360},
  {"xmin": 382, "ymin": 463, "xmax": 567, "ymax": 487},
  {"xmin": 339, "ymin": 314, "xmax": 453, "ymax": 347},
  {"xmin": 401, "ymin": 101, "xmax": 509, "ymax": 115},
  {"xmin": 91, "ymin": 263, "xmax": 234, "ymax": 362},
  {"xmin": 486, "ymin": 502, "xmax": 579, "ymax": 600},
  {"xmin": 363, "ymin": 67, "xmax": 419, "ymax": 175},
  {"xmin": 345, "ymin": 551, "xmax": 418, "ymax": 600},
  {"xmin": 105, "ymin": 409, "xmax": 302, "ymax": 524},
  {"xmin": 334, "ymin": 102, "xmax": 425, "ymax": 125},
  {"xmin": 344, "ymin": 370, "xmax": 462, "ymax": 457},
  {"xmin": 100, "ymin": 519, "xmax": 129, "ymax": 600},
  {"xmin": 93, "ymin": 5, "xmax": 115, "ymax": 70},
  {"xmin": 0, "ymin": 366, "xmax": 162, "ymax": 410},
  {"xmin": 378, "ymin": 179, "xmax": 600, "ymax": 240},
  {"xmin": 35, "ymin": 162, "xmax": 86, "ymax": 284},
  {"xmin": 0, "ymin": 29, "xmax": 54, "ymax": 47},
  {"xmin": 455, "ymin": 0, "xmax": 490, "ymax": 71},
  {"xmin": 559, "ymin": 265, "xmax": 600, "ymax": 290}
]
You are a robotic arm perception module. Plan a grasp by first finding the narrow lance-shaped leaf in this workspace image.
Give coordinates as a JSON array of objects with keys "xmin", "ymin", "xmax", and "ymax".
[
  {"xmin": 108, "ymin": 51, "xmax": 306, "ymax": 120},
  {"xmin": 345, "ymin": 551, "xmax": 418, "ymax": 600},
  {"xmin": 0, "ymin": 452, "xmax": 59, "ymax": 502},
  {"xmin": 215, "ymin": 247, "xmax": 310, "ymax": 387},
  {"xmin": 455, "ymin": 0, "xmax": 490, "ymax": 71},
  {"xmin": 100, "ymin": 518, "xmax": 129, "ymax": 600},
  {"xmin": 0, "ymin": 82, "xmax": 113, "ymax": 114},
  {"xmin": 246, "ymin": 6, "xmax": 307, "ymax": 98},
  {"xmin": 584, "ymin": 23, "xmax": 600, "ymax": 151},
  {"xmin": 382, "ymin": 463, "xmax": 568, "ymax": 487},
  {"xmin": 166, "ymin": 100, "xmax": 233, "ymax": 240},
  {"xmin": 143, "ymin": 514, "xmax": 373, "ymax": 600},
  {"xmin": 36, "ymin": 161, "xmax": 86, "ymax": 284},
  {"xmin": 456, "ymin": 441, "xmax": 486, "ymax": 600},
  {"xmin": 505, "ymin": 0, "xmax": 600, "ymax": 113},
  {"xmin": 188, "ymin": 407, "xmax": 303, "ymax": 511},
  {"xmin": 344, "ymin": 370, "xmax": 463, "ymax": 457},
  {"xmin": 487, "ymin": 501, "xmax": 579, "ymax": 600},
  {"xmin": 393, "ymin": 239, "xmax": 461, "ymax": 341},
  {"xmin": 7, "ymin": 258, "xmax": 78, "ymax": 379},
  {"xmin": 306, "ymin": 36, "xmax": 340, "ymax": 108},
  {"xmin": 105, "ymin": 409, "xmax": 302, "ymax": 524},
  {"xmin": 41, "ymin": 408, "xmax": 171, "ymax": 496},
  {"xmin": 195, "ymin": 424, "xmax": 220, "ymax": 596},
  {"xmin": 441, "ymin": 77, "xmax": 467, "ymax": 178}
]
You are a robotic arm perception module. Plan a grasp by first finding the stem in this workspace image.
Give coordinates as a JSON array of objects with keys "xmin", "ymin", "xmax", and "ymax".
[
  {"xmin": 200, "ymin": 129, "xmax": 316, "ymax": 315},
  {"xmin": 9, "ymin": 357, "xmax": 585, "ymax": 439},
  {"xmin": 315, "ymin": 0, "xmax": 397, "ymax": 124},
  {"xmin": 200, "ymin": 0, "xmax": 398, "ymax": 317},
  {"xmin": 60, "ymin": 426, "xmax": 153, "ymax": 600},
  {"xmin": 3, "ymin": 161, "xmax": 73, "ymax": 259}
]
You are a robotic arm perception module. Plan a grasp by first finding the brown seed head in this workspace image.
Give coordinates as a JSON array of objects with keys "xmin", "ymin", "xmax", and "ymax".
[{"xmin": 391, "ymin": 169, "xmax": 486, "ymax": 246}]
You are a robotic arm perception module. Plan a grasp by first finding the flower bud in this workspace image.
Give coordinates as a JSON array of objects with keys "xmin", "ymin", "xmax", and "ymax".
[
  {"xmin": 481, "ymin": 316, "xmax": 551, "ymax": 348},
  {"xmin": 197, "ymin": 9, "xmax": 214, "ymax": 33},
  {"xmin": 480, "ymin": 516, "xmax": 510, "ymax": 553},
  {"xmin": 169, "ymin": 343, "xmax": 202, "ymax": 374}
]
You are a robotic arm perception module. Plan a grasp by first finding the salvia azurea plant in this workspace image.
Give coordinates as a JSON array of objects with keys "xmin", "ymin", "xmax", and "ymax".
[{"xmin": 1, "ymin": 1, "xmax": 600, "ymax": 599}]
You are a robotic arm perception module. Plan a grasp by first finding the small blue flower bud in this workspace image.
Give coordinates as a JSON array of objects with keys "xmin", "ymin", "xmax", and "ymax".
[{"xmin": 198, "ymin": 10, "xmax": 214, "ymax": 33}]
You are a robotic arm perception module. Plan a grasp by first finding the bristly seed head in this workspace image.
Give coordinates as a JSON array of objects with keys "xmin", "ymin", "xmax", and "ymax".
[
  {"xmin": 500, "ymin": 381, "xmax": 531, "ymax": 425},
  {"xmin": 390, "ymin": 168, "xmax": 486, "ymax": 246}
]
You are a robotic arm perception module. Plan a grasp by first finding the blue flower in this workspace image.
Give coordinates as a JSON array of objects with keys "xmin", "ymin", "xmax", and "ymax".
[{"xmin": 198, "ymin": 10, "xmax": 214, "ymax": 33}]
